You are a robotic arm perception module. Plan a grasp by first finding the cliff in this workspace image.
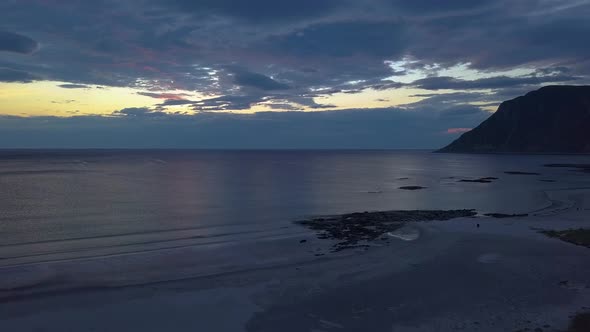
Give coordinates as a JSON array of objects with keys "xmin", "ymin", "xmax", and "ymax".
[{"xmin": 438, "ymin": 85, "xmax": 590, "ymax": 153}]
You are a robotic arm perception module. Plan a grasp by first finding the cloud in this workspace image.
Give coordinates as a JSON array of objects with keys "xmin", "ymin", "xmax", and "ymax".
[
  {"xmin": 113, "ymin": 107, "xmax": 167, "ymax": 117},
  {"xmin": 0, "ymin": 68, "xmax": 38, "ymax": 83},
  {"xmin": 191, "ymin": 95, "xmax": 263, "ymax": 111},
  {"xmin": 388, "ymin": 0, "xmax": 498, "ymax": 14},
  {"xmin": 232, "ymin": 70, "xmax": 290, "ymax": 90},
  {"xmin": 0, "ymin": 31, "xmax": 39, "ymax": 54},
  {"xmin": 160, "ymin": 0, "xmax": 343, "ymax": 22},
  {"xmin": 403, "ymin": 91, "xmax": 496, "ymax": 109},
  {"xmin": 138, "ymin": 92, "xmax": 191, "ymax": 99},
  {"xmin": 410, "ymin": 74, "xmax": 580, "ymax": 90},
  {"xmin": 268, "ymin": 21, "xmax": 408, "ymax": 58},
  {"xmin": 1, "ymin": 0, "xmax": 588, "ymax": 97},
  {"xmin": 157, "ymin": 99, "xmax": 195, "ymax": 106},
  {"xmin": 58, "ymin": 84, "xmax": 90, "ymax": 89},
  {"xmin": 400, "ymin": 91, "xmax": 495, "ymax": 125},
  {"xmin": 51, "ymin": 100, "xmax": 76, "ymax": 104},
  {"xmin": 407, "ymin": 2, "xmax": 590, "ymax": 70}
]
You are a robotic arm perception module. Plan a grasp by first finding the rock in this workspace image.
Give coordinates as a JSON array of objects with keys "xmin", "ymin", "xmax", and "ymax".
[
  {"xmin": 544, "ymin": 163, "xmax": 590, "ymax": 173},
  {"xmin": 459, "ymin": 177, "xmax": 499, "ymax": 183},
  {"xmin": 568, "ymin": 312, "xmax": 590, "ymax": 331},
  {"xmin": 504, "ymin": 171, "xmax": 541, "ymax": 175},
  {"xmin": 399, "ymin": 186, "xmax": 427, "ymax": 190},
  {"xmin": 438, "ymin": 86, "xmax": 590, "ymax": 153},
  {"xmin": 567, "ymin": 312, "xmax": 590, "ymax": 332},
  {"xmin": 296, "ymin": 209, "xmax": 477, "ymax": 252},
  {"xmin": 540, "ymin": 228, "xmax": 590, "ymax": 248},
  {"xmin": 484, "ymin": 213, "xmax": 528, "ymax": 218}
]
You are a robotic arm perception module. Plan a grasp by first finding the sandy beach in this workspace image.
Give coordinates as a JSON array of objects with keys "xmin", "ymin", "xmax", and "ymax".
[{"xmin": 1, "ymin": 183, "xmax": 589, "ymax": 332}]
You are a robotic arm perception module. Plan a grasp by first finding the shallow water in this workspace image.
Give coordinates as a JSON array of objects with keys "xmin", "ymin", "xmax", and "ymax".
[{"xmin": 0, "ymin": 149, "xmax": 589, "ymax": 270}]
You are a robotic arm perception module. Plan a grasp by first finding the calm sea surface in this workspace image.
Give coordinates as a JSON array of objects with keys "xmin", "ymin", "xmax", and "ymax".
[{"xmin": 1, "ymin": 150, "xmax": 589, "ymax": 269}]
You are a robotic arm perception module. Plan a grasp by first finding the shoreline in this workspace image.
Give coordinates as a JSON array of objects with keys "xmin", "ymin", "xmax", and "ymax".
[{"xmin": 0, "ymin": 186, "xmax": 589, "ymax": 331}]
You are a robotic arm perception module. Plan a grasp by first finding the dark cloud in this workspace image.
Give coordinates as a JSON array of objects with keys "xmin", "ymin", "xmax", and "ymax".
[
  {"xmin": 113, "ymin": 107, "xmax": 167, "ymax": 117},
  {"xmin": 371, "ymin": 82, "xmax": 405, "ymax": 90},
  {"xmin": 138, "ymin": 92, "xmax": 191, "ymax": 99},
  {"xmin": 145, "ymin": 90, "xmax": 333, "ymax": 113},
  {"xmin": 410, "ymin": 74, "xmax": 580, "ymax": 90},
  {"xmin": 157, "ymin": 99, "xmax": 195, "ymax": 106},
  {"xmin": 267, "ymin": 103, "xmax": 300, "ymax": 110},
  {"xmin": 388, "ymin": 0, "xmax": 497, "ymax": 14},
  {"xmin": 401, "ymin": 92, "xmax": 493, "ymax": 124},
  {"xmin": 408, "ymin": 2, "xmax": 590, "ymax": 69},
  {"xmin": 160, "ymin": 0, "xmax": 344, "ymax": 22},
  {"xmin": 0, "ymin": 68, "xmax": 38, "ymax": 83},
  {"xmin": 192, "ymin": 95, "xmax": 263, "ymax": 111},
  {"xmin": 58, "ymin": 84, "xmax": 90, "ymax": 89},
  {"xmin": 232, "ymin": 70, "xmax": 290, "ymax": 90},
  {"xmin": 51, "ymin": 100, "xmax": 76, "ymax": 104},
  {"xmin": 269, "ymin": 21, "xmax": 407, "ymax": 58},
  {"xmin": 0, "ymin": 31, "xmax": 38, "ymax": 54},
  {"xmin": 406, "ymin": 92, "xmax": 494, "ymax": 105},
  {"xmin": 1, "ymin": 0, "xmax": 588, "ymax": 96}
]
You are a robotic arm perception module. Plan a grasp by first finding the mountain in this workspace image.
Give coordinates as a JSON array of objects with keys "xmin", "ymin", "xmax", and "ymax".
[{"xmin": 438, "ymin": 85, "xmax": 590, "ymax": 153}]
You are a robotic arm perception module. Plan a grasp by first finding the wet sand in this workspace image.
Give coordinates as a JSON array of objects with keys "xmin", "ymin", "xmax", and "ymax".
[{"xmin": 1, "ymin": 185, "xmax": 589, "ymax": 331}]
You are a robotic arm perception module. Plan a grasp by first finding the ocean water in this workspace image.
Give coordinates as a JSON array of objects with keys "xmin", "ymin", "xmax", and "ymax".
[{"xmin": 0, "ymin": 150, "xmax": 589, "ymax": 288}]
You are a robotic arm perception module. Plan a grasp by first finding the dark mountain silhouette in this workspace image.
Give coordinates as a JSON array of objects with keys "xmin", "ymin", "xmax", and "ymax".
[{"xmin": 438, "ymin": 85, "xmax": 590, "ymax": 153}]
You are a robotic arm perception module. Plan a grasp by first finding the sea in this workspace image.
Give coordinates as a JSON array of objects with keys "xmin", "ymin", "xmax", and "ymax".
[{"xmin": 1, "ymin": 149, "xmax": 589, "ymax": 291}]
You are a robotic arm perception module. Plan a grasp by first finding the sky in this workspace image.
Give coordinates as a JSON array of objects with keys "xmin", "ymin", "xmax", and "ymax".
[{"xmin": 0, "ymin": 0, "xmax": 589, "ymax": 148}]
